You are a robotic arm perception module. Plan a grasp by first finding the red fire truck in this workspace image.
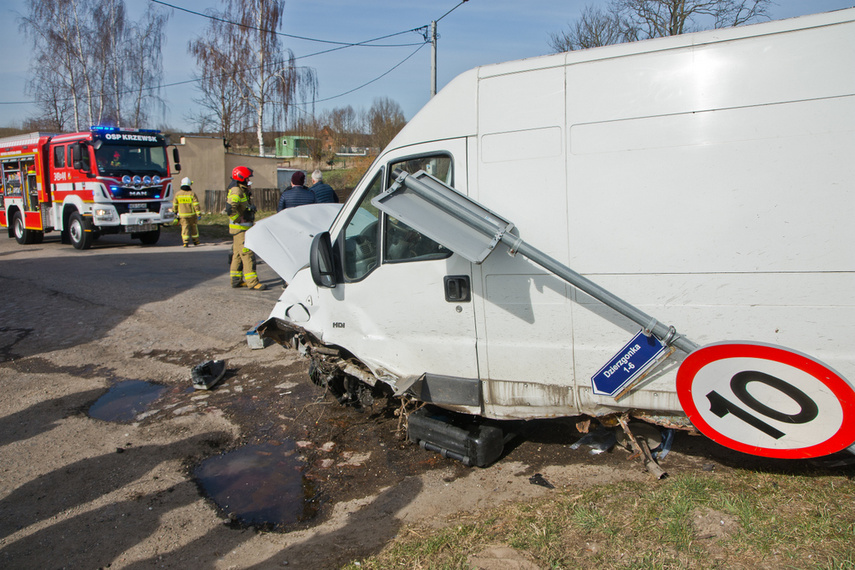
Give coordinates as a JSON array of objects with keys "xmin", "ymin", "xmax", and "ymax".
[{"xmin": 0, "ymin": 126, "xmax": 180, "ymax": 250}]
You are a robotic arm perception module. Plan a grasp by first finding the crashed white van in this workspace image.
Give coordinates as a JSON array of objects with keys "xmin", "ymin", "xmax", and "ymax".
[{"xmin": 250, "ymin": 8, "xmax": 855, "ymax": 463}]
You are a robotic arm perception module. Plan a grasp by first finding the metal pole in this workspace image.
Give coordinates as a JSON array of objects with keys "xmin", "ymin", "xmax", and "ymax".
[
  {"xmin": 389, "ymin": 171, "xmax": 699, "ymax": 355},
  {"xmin": 430, "ymin": 21, "xmax": 437, "ymax": 97}
]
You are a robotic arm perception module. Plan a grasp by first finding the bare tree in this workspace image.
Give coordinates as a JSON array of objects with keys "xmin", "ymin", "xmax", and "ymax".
[
  {"xmin": 24, "ymin": 62, "xmax": 73, "ymax": 132},
  {"xmin": 550, "ymin": 0, "xmax": 771, "ymax": 52},
  {"xmin": 549, "ymin": 5, "xmax": 635, "ymax": 52},
  {"xmin": 22, "ymin": 0, "xmax": 90, "ymax": 130},
  {"xmin": 125, "ymin": 5, "xmax": 168, "ymax": 128},
  {"xmin": 21, "ymin": 0, "xmax": 168, "ymax": 130},
  {"xmin": 367, "ymin": 97, "xmax": 407, "ymax": 151},
  {"xmin": 325, "ymin": 105, "xmax": 363, "ymax": 154},
  {"xmin": 95, "ymin": 0, "xmax": 126, "ymax": 125},
  {"xmin": 190, "ymin": 0, "xmax": 317, "ymax": 156},
  {"xmin": 189, "ymin": 17, "xmax": 253, "ymax": 146}
]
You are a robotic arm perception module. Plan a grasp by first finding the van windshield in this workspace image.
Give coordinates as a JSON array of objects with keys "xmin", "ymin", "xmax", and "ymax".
[{"xmin": 95, "ymin": 143, "xmax": 168, "ymax": 177}]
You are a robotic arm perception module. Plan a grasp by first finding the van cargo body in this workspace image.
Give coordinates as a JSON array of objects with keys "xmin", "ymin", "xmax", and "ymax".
[{"xmin": 252, "ymin": 9, "xmax": 855, "ymax": 460}]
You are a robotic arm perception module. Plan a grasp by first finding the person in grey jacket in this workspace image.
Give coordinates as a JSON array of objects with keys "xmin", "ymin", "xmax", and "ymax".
[{"xmin": 310, "ymin": 170, "xmax": 338, "ymax": 203}]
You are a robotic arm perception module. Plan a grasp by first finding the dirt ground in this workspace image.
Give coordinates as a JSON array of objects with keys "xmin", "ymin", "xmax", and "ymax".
[{"xmin": 0, "ymin": 228, "xmax": 808, "ymax": 569}]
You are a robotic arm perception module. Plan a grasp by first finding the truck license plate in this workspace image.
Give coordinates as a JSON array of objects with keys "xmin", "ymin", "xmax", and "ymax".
[{"xmin": 128, "ymin": 202, "xmax": 147, "ymax": 211}]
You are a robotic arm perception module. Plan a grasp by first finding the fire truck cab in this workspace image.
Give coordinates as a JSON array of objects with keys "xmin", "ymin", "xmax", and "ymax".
[{"xmin": 0, "ymin": 126, "xmax": 178, "ymax": 249}]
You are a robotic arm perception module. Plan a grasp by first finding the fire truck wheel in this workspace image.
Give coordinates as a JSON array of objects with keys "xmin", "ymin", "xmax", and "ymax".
[
  {"xmin": 68, "ymin": 212, "xmax": 93, "ymax": 250},
  {"xmin": 138, "ymin": 226, "xmax": 161, "ymax": 245},
  {"xmin": 12, "ymin": 211, "xmax": 35, "ymax": 245}
]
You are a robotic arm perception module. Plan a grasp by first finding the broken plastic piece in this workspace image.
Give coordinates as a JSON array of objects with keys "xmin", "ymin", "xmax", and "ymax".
[
  {"xmin": 529, "ymin": 473, "xmax": 555, "ymax": 489},
  {"xmin": 192, "ymin": 359, "xmax": 227, "ymax": 390},
  {"xmin": 570, "ymin": 425, "xmax": 617, "ymax": 455}
]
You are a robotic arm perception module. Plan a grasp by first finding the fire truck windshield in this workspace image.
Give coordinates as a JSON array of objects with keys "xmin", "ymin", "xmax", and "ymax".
[{"xmin": 95, "ymin": 143, "xmax": 168, "ymax": 177}]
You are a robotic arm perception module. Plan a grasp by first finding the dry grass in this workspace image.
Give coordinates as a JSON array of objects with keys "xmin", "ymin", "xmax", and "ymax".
[{"xmin": 343, "ymin": 468, "xmax": 855, "ymax": 570}]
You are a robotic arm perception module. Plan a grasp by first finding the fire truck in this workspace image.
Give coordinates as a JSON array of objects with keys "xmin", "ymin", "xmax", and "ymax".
[{"xmin": 0, "ymin": 126, "xmax": 179, "ymax": 249}]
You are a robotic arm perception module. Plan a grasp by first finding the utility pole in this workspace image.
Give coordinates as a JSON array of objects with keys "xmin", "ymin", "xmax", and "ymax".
[{"xmin": 430, "ymin": 20, "xmax": 437, "ymax": 97}]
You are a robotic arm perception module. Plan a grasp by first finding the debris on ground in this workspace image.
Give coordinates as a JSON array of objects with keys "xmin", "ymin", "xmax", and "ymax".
[{"xmin": 191, "ymin": 359, "xmax": 227, "ymax": 390}]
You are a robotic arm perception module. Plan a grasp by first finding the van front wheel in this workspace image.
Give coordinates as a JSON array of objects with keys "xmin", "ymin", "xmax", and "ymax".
[{"xmin": 68, "ymin": 212, "xmax": 93, "ymax": 250}]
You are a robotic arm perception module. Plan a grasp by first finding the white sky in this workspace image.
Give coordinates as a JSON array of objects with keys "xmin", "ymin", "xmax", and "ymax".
[{"xmin": 0, "ymin": 0, "xmax": 851, "ymax": 130}]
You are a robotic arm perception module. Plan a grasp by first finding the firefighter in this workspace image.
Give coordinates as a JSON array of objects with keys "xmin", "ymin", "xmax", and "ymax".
[
  {"xmin": 226, "ymin": 166, "xmax": 267, "ymax": 290},
  {"xmin": 173, "ymin": 177, "xmax": 201, "ymax": 247}
]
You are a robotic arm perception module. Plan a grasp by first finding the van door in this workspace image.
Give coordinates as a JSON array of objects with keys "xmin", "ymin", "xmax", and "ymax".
[{"xmin": 319, "ymin": 141, "xmax": 481, "ymax": 412}]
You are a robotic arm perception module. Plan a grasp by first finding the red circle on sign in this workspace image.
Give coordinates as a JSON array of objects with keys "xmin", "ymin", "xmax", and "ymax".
[{"xmin": 676, "ymin": 342, "xmax": 855, "ymax": 459}]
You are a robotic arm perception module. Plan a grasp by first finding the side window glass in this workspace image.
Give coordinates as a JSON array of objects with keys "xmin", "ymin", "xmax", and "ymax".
[
  {"xmin": 384, "ymin": 155, "xmax": 453, "ymax": 263},
  {"xmin": 66, "ymin": 145, "xmax": 73, "ymax": 168},
  {"xmin": 71, "ymin": 144, "xmax": 90, "ymax": 171},
  {"xmin": 54, "ymin": 146, "xmax": 65, "ymax": 169},
  {"xmin": 342, "ymin": 169, "xmax": 384, "ymax": 281}
]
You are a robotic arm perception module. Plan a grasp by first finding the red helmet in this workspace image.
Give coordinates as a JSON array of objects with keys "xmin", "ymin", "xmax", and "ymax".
[{"xmin": 232, "ymin": 166, "xmax": 253, "ymax": 183}]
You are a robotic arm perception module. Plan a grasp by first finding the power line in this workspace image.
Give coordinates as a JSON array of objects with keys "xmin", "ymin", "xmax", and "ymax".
[
  {"xmin": 301, "ymin": 43, "xmax": 429, "ymax": 105},
  {"xmin": 149, "ymin": 0, "xmax": 427, "ymax": 48},
  {"xmin": 436, "ymin": 0, "xmax": 470, "ymax": 23},
  {"xmin": 0, "ymin": 1, "xmax": 467, "ymax": 109}
]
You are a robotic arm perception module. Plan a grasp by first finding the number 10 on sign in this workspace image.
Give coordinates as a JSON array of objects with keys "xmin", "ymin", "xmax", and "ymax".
[{"xmin": 676, "ymin": 342, "xmax": 855, "ymax": 459}]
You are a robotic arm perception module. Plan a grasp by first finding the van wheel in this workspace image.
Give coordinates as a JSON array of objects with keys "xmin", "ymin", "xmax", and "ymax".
[
  {"xmin": 12, "ymin": 212, "xmax": 31, "ymax": 244},
  {"xmin": 138, "ymin": 226, "xmax": 160, "ymax": 245},
  {"xmin": 68, "ymin": 212, "xmax": 93, "ymax": 250}
]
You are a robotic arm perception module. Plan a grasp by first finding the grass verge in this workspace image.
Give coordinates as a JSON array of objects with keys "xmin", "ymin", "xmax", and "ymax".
[{"xmin": 343, "ymin": 467, "xmax": 855, "ymax": 569}]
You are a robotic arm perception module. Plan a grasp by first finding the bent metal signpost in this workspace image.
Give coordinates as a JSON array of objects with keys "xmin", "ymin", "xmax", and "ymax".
[{"xmin": 377, "ymin": 170, "xmax": 855, "ymax": 460}]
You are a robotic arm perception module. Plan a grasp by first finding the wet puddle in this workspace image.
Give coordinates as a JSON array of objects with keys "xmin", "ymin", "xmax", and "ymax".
[
  {"xmin": 194, "ymin": 442, "xmax": 318, "ymax": 529},
  {"xmin": 88, "ymin": 380, "xmax": 168, "ymax": 423}
]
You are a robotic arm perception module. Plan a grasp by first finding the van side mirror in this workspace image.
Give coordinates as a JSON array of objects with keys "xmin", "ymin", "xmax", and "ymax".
[{"xmin": 310, "ymin": 231, "xmax": 337, "ymax": 288}]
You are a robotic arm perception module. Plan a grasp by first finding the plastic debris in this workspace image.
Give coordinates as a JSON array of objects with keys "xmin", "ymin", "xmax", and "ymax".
[
  {"xmin": 529, "ymin": 473, "xmax": 555, "ymax": 489},
  {"xmin": 191, "ymin": 359, "xmax": 227, "ymax": 390},
  {"xmin": 654, "ymin": 428, "xmax": 675, "ymax": 460},
  {"xmin": 570, "ymin": 425, "xmax": 617, "ymax": 455}
]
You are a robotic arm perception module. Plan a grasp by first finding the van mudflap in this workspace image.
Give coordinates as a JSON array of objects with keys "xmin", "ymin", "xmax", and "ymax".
[{"xmin": 407, "ymin": 406, "xmax": 506, "ymax": 467}]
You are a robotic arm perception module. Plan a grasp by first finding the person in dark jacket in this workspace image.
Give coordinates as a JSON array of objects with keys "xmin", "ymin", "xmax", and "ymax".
[
  {"xmin": 310, "ymin": 170, "xmax": 338, "ymax": 203},
  {"xmin": 277, "ymin": 171, "xmax": 317, "ymax": 211}
]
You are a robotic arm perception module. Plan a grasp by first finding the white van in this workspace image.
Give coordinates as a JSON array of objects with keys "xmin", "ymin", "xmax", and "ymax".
[{"xmin": 250, "ymin": 8, "xmax": 855, "ymax": 461}]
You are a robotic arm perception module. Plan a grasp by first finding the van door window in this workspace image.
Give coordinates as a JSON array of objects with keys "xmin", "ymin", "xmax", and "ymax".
[
  {"xmin": 342, "ymin": 169, "xmax": 384, "ymax": 281},
  {"xmin": 384, "ymin": 155, "xmax": 453, "ymax": 263}
]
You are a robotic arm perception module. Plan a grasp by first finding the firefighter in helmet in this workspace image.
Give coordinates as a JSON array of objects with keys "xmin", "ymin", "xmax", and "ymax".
[
  {"xmin": 226, "ymin": 166, "xmax": 267, "ymax": 290},
  {"xmin": 173, "ymin": 177, "xmax": 201, "ymax": 247}
]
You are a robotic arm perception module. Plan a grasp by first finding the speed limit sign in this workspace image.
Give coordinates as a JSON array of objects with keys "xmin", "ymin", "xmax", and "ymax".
[{"xmin": 676, "ymin": 342, "xmax": 855, "ymax": 459}]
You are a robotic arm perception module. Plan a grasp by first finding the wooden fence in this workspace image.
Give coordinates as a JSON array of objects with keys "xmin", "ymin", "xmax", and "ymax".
[
  {"xmin": 204, "ymin": 187, "xmax": 351, "ymax": 213},
  {"xmin": 203, "ymin": 188, "xmax": 281, "ymax": 213}
]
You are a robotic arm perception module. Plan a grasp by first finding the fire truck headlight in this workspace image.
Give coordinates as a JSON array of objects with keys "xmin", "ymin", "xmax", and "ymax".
[
  {"xmin": 143, "ymin": 176, "xmax": 152, "ymax": 185},
  {"xmin": 153, "ymin": 176, "xmax": 162, "ymax": 185},
  {"xmin": 94, "ymin": 208, "xmax": 115, "ymax": 221},
  {"xmin": 132, "ymin": 175, "xmax": 142, "ymax": 186},
  {"xmin": 122, "ymin": 175, "xmax": 132, "ymax": 185}
]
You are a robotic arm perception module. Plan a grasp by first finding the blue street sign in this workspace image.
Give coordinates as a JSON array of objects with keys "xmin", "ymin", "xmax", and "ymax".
[{"xmin": 591, "ymin": 330, "xmax": 668, "ymax": 397}]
